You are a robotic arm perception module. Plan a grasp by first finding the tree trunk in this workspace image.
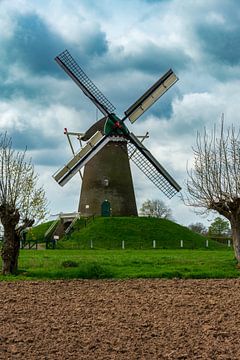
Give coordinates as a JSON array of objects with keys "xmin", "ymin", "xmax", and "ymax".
[
  {"xmin": 1, "ymin": 225, "xmax": 20, "ymax": 275},
  {"xmin": 1, "ymin": 227, "xmax": 20, "ymax": 275},
  {"xmin": 0, "ymin": 206, "xmax": 20, "ymax": 275},
  {"xmin": 230, "ymin": 219, "xmax": 240, "ymax": 264}
]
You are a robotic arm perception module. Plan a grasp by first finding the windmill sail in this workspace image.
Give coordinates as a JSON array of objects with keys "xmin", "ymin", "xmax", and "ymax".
[
  {"xmin": 55, "ymin": 50, "xmax": 116, "ymax": 116},
  {"xmin": 124, "ymin": 69, "xmax": 178, "ymax": 123},
  {"xmin": 126, "ymin": 132, "xmax": 181, "ymax": 198},
  {"xmin": 53, "ymin": 131, "xmax": 111, "ymax": 186}
]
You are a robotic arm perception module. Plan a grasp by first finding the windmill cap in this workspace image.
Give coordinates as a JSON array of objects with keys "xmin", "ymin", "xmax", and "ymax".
[{"xmin": 81, "ymin": 117, "xmax": 107, "ymax": 141}]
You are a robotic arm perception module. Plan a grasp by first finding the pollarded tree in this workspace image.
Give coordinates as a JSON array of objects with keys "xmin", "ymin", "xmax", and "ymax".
[
  {"xmin": 140, "ymin": 199, "xmax": 173, "ymax": 220},
  {"xmin": 185, "ymin": 118, "xmax": 240, "ymax": 263},
  {"xmin": 0, "ymin": 133, "xmax": 48, "ymax": 275}
]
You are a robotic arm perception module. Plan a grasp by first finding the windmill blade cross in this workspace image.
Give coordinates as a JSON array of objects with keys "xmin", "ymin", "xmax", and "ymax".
[
  {"xmin": 55, "ymin": 50, "xmax": 116, "ymax": 116},
  {"xmin": 53, "ymin": 49, "xmax": 181, "ymax": 200},
  {"xmin": 124, "ymin": 69, "xmax": 178, "ymax": 123},
  {"xmin": 126, "ymin": 132, "xmax": 181, "ymax": 198}
]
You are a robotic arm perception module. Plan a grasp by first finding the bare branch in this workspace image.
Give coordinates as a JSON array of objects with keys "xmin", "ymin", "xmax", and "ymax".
[{"xmin": 184, "ymin": 118, "xmax": 240, "ymax": 262}]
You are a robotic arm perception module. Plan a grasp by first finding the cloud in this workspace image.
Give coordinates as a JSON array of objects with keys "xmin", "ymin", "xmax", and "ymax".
[
  {"xmin": 99, "ymin": 40, "xmax": 191, "ymax": 75},
  {"xmin": 197, "ymin": 22, "xmax": 240, "ymax": 67},
  {"xmin": 0, "ymin": 97, "xmax": 86, "ymax": 155},
  {"xmin": 1, "ymin": 14, "xmax": 66, "ymax": 76}
]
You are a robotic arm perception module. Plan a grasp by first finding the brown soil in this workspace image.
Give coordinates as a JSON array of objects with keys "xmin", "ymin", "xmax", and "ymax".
[{"xmin": 0, "ymin": 279, "xmax": 240, "ymax": 359}]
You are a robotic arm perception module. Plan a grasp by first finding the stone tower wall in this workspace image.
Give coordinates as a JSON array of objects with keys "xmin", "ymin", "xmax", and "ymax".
[{"xmin": 79, "ymin": 140, "xmax": 138, "ymax": 217}]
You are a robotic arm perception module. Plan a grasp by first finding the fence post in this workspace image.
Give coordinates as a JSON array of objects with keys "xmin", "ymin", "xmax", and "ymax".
[
  {"xmin": 122, "ymin": 240, "xmax": 125, "ymax": 250},
  {"xmin": 206, "ymin": 239, "xmax": 209, "ymax": 248},
  {"xmin": 153, "ymin": 240, "xmax": 156, "ymax": 249},
  {"xmin": 228, "ymin": 239, "xmax": 231, "ymax": 247},
  {"xmin": 90, "ymin": 239, "xmax": 93, "ymax": 249},
  {"xmin": 180, "ymin": 240, "xmax": 183, "ymax": 248}
]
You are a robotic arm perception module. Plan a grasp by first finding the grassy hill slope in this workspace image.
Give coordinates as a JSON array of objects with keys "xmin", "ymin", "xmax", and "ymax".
[
  {"xmin": 26, "ymin": 221, "xmax": 54, "ymax": 243},
  {"xmin": 57, "ymin": 217, "xmax": 225, "ymax": 250}
]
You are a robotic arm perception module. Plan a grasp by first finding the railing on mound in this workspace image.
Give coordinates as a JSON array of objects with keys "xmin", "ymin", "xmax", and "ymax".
[
  {"xmin": 208, "ymin": 235, "xmax": 232, "ymax": 246},
  {"xmin": 55, "ymin": 215, "xmax": 95, "ymax": 249},
  {"xmin": 21, "ymin": 239, "xmax": 39, "ymax": 250},
  {"xmin": 69, "ymin": 215, "xmax": 95, "ymax": 230},
  {"xmin": 65, "ymin": 213, "xmax": 81, "ymax": 235},
  {"xmin": 45, "ymin": 218, "xmax": 61, "ymax": 249},
  {"xmin": 45, "ymin": 212, "xmax": 87, "ymax": 249},
  {"xmin": 45, "ymin": 218, "xmax": 60, "ymax": 239}
]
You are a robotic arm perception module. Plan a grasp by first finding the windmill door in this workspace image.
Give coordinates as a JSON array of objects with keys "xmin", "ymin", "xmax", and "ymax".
[{"xmin": 101, "ymin": 200, "xmax": 111, "ymax": 217}]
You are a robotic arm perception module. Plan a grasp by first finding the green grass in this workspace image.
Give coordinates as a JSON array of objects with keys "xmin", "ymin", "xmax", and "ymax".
[
  {"xmin": 5, "ymin": 217, "xmax": 236, "ymax": 281},
  {"xmin": 0, "ymin": 249, "xmax": 239, "ymax": 281},
  {"xmin": 57, "ymin": 217, "xmax": 225, "ymax": 250},
  {"xmin": 26, "ymin": 220, "xmax": 54, "ymax": 243}
]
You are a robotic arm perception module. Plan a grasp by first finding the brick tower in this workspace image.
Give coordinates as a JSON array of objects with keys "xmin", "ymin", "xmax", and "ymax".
[{"xmin": 78, "ymin": 119, "xmax": 137, "ymax": 216}]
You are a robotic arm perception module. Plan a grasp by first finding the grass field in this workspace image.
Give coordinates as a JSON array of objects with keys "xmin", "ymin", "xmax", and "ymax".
[
  {"xmin": 1, "ymin": 217, "xmax": 236, "ymax": 281},
  {"xmin": 56, "ymin": 217, "xmax": 226, "ymax": 250},
  {"xmin": 0, "ymin": 248, "xmax": 239, "ymax": 281}
]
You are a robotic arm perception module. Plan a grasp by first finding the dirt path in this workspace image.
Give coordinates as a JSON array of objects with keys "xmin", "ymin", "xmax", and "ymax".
[{"xmin": 0, "ymin": 279, "xmax": 239, "ymax": 359}]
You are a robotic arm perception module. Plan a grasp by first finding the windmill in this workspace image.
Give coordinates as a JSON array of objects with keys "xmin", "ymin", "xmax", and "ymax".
[{"xmin": 53, "ymin": 50, "xmax": 181, "ymax": 217}]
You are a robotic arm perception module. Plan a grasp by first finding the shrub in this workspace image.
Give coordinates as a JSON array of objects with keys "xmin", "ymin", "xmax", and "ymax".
[{"xmin": 61, "ymin": 260, "xmax": 79, "ymax": 268}]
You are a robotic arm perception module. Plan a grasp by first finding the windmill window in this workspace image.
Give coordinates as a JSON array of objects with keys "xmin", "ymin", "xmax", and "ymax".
[{"xmin": 103, "ymin": 178, "xmax": 109, "ymax": 187}]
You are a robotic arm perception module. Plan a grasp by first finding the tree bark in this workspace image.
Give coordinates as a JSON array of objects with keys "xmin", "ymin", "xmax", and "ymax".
[
  {"xmin": 1, "ymin": 227, "xmax": 19, "ymax": 275},
  {"xmin": 230, "ymin": 219, "xmax": 240, "ymax": 264},
  {"xmin": 0, "ymin": 206, "xmax": 20, "ymax": 275}
]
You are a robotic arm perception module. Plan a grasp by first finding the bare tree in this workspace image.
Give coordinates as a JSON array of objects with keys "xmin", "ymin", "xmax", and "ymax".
[
  {"xmin": 0, "ymin": 133, "xmax": 48, "ymax": 275},
  {"xmin": 188, "ymin": 222, "xmax": 207, "ymax": 235},
  {"xmin": 140, "ymin": 199, "xmax": 173, "ymax": 220},
  {"xmin": 185, "ymin": 117, "xmax": 240, "ymax": 263}
]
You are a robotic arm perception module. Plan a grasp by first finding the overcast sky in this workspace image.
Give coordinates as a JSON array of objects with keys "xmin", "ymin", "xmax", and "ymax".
[{"xmin": 1, "ymin": 0, "xmax": 240, "ymax": 227}]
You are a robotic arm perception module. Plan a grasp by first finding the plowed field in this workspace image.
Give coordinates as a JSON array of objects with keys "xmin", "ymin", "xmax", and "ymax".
[{"xmin": 0, "ymin": 279, "xmax": 239, "ymax": 359}]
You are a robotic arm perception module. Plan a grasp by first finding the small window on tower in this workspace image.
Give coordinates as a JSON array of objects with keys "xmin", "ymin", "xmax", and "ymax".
[{"xmin": 103, "ymin": 178, "xmax": 109, "ymax": 187}]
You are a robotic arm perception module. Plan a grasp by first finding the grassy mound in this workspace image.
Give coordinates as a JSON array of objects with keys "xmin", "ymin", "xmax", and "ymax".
[
  {"xmin": 26, "ymin": 221, "xmax": 54, "ymax": 243},
  {"xmin": 57, "ymin": 217, "xmax": 225, "ymax": 250}
]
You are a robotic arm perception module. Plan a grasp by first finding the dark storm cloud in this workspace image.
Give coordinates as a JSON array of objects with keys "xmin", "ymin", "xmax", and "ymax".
[
  {"xmin": 0, "ymin": 82, "xmax": 45, "ymax": 100},
  {"xmin": 82, "ymin": 40, "xmax": 188, "ymax": 119},
  {"xmin": 77, "ymin": 31, "xmax": 108, "ymax": 58},
  {"xmin": 1, "ymin": 13, "xmax": 109, "ymax": 78},
  {"xmin": 0, "ymin": 12, "xmax": 109, "ymax": 105},
  {"xmin": 96, "ymin": 42, "xmax": 190, "ymax": 76},
  {"xmin": 31, "ymin": 150, "xmax": 66, "ymax": 166},
  {"xmin": 197, "ymin": 23, "xmax": 240, "ymax": 66},
  {"xmin": 7, "ymin": 127, "xmax": 59, "ymax": 152},
  {"xmin": 2, "ymin": 14, "xmax": 66, "ymax": 76},
  {"xmin": 90, "ymin": 40, "xmax": 184, "ymax": 120},
  {"xmin": 127, "ymin": 43, "xmax": 190, "ymax": 74}
]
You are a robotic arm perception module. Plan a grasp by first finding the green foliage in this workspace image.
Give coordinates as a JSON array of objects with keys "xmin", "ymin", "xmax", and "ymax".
[
  {"xmin": 83, "ymin": 263, "xmax": 113, "ymax": 279},
  {"xmin": 208, "ymin": 217, "xmax": 230, "ymax": 237},
  {"xmin": 0, "ymin": 249, "xmax": 238, "ymax": 281},
  {"xmin": 0, "ymin": 132, "xmax": 48, "ymax": 222},
  {"xmin": 61, "ymin": 260, "xmax": 78, "ymax": 268},
  {"xmin": 58, "ymin": 217, "xmax": 224, "ymax": 250}
]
